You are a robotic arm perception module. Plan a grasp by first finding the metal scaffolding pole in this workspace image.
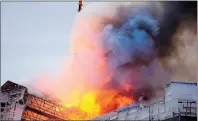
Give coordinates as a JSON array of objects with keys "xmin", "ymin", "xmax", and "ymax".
[{"xmin": 21, "ymin": 93, "xmax": 68, "ymax": 120}]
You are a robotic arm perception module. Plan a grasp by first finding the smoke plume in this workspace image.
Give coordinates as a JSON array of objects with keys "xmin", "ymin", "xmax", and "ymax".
[{"xmin": 34, "ymin": 1, "xmax": 197, "ymax": 113}]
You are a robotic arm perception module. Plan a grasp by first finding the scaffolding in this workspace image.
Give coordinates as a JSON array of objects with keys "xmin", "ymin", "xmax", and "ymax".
[
  {"xmin": 21, "ymin": 93, "xmax": 68, "ymax": 120},
  {"xmin": 176, "ymin": 100, "xmax": 197, "ymax": 117}
]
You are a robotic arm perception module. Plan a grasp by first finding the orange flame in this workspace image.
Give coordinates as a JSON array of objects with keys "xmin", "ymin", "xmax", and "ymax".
[{"xmin": 58, "ymin": 87, "xmax": 134, "ymax": 120}]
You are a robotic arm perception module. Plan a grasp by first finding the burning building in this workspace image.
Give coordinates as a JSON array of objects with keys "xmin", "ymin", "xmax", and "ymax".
[
  {"xmin": 1, "ymin": 1, "xmax": 197, "ymax": 121},
  {"xmin": 0, "ymin": 81, "xmax": 69, "ymax": 120},
  {"xmin": 92, "ymin": 81, "xmax": 197, "ymax": 121},
  {"xmin": 0, "ymin": 80, "xmax": 196, "ymax": 120}
]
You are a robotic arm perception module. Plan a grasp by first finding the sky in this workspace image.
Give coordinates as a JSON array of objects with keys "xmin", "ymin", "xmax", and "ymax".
[{"xmin": 1, "ymin": 2, "xmax": 85, "ymax": 85}]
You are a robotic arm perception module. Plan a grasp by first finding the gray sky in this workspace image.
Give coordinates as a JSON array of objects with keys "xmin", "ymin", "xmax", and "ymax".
[{"xmin": 1, "ymin": 2, "xmax": 82, "ymax": 85}]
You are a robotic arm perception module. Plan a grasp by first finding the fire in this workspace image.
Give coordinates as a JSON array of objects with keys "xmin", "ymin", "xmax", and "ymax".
[
  {"xmin": 80, "ymin": 92, "xmax": 100, "ymax": 113},
  {"xmin": 60, "ymin": 88, "xmax": 134, "ymax": 120},
  {"xmin": 34, "ymin": 2, "xmax": 138, "ymax": 120}
]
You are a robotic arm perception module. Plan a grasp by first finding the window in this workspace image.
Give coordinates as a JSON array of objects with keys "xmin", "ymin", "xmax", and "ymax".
[{"xmin": 1, "ymin": 102, "xmax": 6, "ymax": 107}]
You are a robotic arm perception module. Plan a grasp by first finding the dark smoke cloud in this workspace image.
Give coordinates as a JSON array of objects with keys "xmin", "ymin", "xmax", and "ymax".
[
  {"xmin": 97, "ymin": 1, "xmax": 197, "ymax": 103},
  {"xmin": 155, "ymin": 1, "xmax": 197, "ymax": 64},
  {"xmin": 157, "ymin": 1, "xmax": 197, "ymax": 82}
]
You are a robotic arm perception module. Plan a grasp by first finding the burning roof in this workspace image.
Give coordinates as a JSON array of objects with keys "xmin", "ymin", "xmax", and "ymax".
[{"xmin": 1, "ymin": 1, "xmax": 196, "ymax": 120}]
